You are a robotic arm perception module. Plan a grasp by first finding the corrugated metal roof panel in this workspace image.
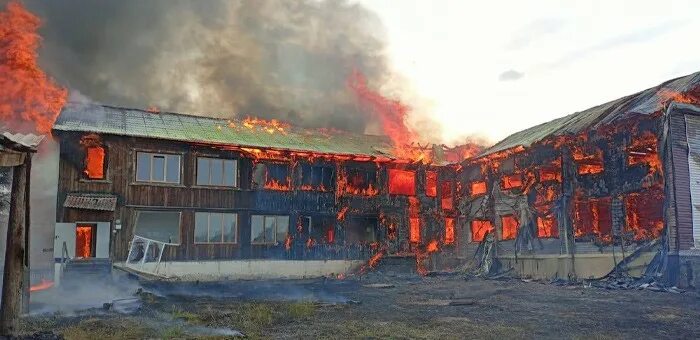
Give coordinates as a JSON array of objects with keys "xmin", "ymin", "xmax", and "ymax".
[
  {"xmin": 53, "ymin": 103, "xmax": 395, "ymax": 158},
  {"xmin": 63, "ymin": 193, "xmax": 117, "ymax": 212}
]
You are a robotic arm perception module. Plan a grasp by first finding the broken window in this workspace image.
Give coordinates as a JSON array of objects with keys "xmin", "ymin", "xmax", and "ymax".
[
  {"xmin": 501, "ymin": 174, "xmax": 522, "ymax": 190},
  {"xmin": 539, "ymin": 166, "xmax": 561, "ymax": 182},
  {"xmin": 500, "ymin": 215, "xmax": 518, "ymax": 240},
  {"xmin": 444, "ymin": 218, "xmax": 455, "ymax": 244},
  {"xmin": 441, "ymin": 181, "xmax": 454, "ymax": 210},
  {"xmin": 425, "ymin": 171, "xmax": 438, "ymax": 197},
  {"xmin": 80, "ymin": 134, "xmax": 106, "ymax": 180},
  {"xmin": 343, "ymin": 167, "xmax": 378, "ymax": 195},
  {"xmin": 470, "ymin": 180, "xmax": 487, "ymax": 197},
  {"xmin": 196, "ymin": 157, "xmax": 238, "ymax": 187},
  {"xmin": 299, "ymin": 163, "xmax": 334, "ymax": 191},
  {"xmin": 627, "ymin": 131, "xmax": 661, "ymax": 174},
  {"xmin": 134, "ymin": 210, "xmax": 181, "ymax": 244},
  {"xmin": 572, "ymin": 146, "xmax": 604, "ymax": 175},
  {"xmin": 346, "ymin": 217, "xmax": 378, "ymax": 244},
  {"xmin": 194, "ymin": 212, "xmax": 237, "ymax": 244},
  {"xmin": 136, "ymin": 152, "xmax": 181, "ymax": 184},
  {"xmin": 388, "ymin": 169, "xmax": 416, "ymax": 195},
  {"xmin": 251, "ymin": 215, "xmax": 289, "ymax": 244},
  {"xmin": 537, "ymin": 216, "xmax": 558, "ymax": 238},
  {"xmin": 471, "ymin": 219, "xmax": 494, "ymax": 242},
  {"xmin": 574, "ymin": 197, "xmax": 612, "ymax": 240},
  {"xmin": 409, "ymin": 197, "xmax": 421, "ymax": 243},
  {"xmin": 264, "ymin": 163, "xmax": 291, "ymax": 190},
  {"xmin": 624, "ymin": 188, "xmax": 664, "ymax": 241}
]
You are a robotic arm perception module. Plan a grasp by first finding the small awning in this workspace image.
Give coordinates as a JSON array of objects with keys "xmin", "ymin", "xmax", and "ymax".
[{"xmin": 64, "ymin": 193, "xmax": 117, "ymax": 212}]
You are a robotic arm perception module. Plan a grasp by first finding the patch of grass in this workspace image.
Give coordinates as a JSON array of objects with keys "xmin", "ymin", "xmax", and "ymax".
[
  {"xmin": 171, "ymin": 308, "xmax": 201, "ymax": 323},
  {"xmin": 160, "ymin": 326, "xmax": 185, "ymax": 339},
  {"xmin": 59, "ymin": 318, "xmax": 155, "ymax": 340},
  {"xmin": 285, "ymin": 301, "xmax": 316, "ymax": 319}
]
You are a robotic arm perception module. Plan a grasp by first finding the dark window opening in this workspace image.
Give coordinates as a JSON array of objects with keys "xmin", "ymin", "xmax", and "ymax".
[
  {"xmin": 299, "ymin": 163, "xmax": 335, "ymax": 191},
  {"xmin": 343, "ymin": 167, "xmax": 378, "ymax": 195},
  {"xmin": 346, "ymin": 217, "xmax": 378, "ymax": 244},
  {"xmin": 388, "ymin": 169, "xmax": 416, "ymax": 195},
  {"xmin": 264, "ymin": 163, "xmax": 291, "ymax": 190}
]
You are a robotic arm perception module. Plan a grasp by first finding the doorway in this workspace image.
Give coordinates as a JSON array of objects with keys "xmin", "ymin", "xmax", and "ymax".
[{"xmin": 75, "ymin": 224, "xmax": 96, "ymax": 258}]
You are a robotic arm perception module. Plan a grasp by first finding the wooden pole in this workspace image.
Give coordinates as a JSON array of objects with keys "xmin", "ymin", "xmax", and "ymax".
[
  {"xmin": 22, "ymin": 156, "xmax": 32, "ymax": 314},
  {"xmin": 0, "ymin": 158, "xmax": 28, "ymax": 336}
]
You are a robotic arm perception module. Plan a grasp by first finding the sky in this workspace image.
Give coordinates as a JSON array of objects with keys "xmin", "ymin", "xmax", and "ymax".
[{"xmin": 358, "ymin": 0, "xmax": 700, "ymax": 144}]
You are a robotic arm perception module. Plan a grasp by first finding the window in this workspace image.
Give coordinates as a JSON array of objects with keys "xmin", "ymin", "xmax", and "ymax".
[
  {"xmin": 343, "ymin": 167, "xmax": 378, "ymax": 195},
  {"xmin": 537, "ymin": 216, "xmax": 558, "ymax": 238},
  {"xmin": 194, "ymin": 212, "xmax": 237, "ymax": 243},
  {"xmin": 136, "ymin": 152, "xmax": 181, "ymax": 183},
  {"xmin": 197, "ymin": 157, "xmax": 238, "ymax": 187},
  {"xmin": 84, "ymin": 146, "xmax": 106, "ymax": 180},
  {"xmin": 409, "ymin": 197, "xmax": 421, "ymax": 243},
  {"xmin": 264, "ymin": 163, "xmax": 291, "ymax": 190},
  {"xmin": 388, "ymin": 169, "xmax": 416, "ymax": 195},
  {"xmin": 445, "ymin": 218, "xmax": 455, "ymax": 244},
  {"xmin": 572, "ymin": 146, "xmax": 604, "ymax": 175},
  {"xmin": 501, "ymin": 174, "xmax": 522, "ymax": 190},
  {"xmin": 470, "ymin": 181, "xmax": 487, "ymax": 197},
  {"xmin": 299, "ymin": 163, "xmax": 334, "ymax": 191},
  {"xmin": 624, "ymin": 188, "xmax": 664, "ymax": 241},
  {"xmin": 500, "ymin": 215, "xmax": 518, "ymax": 240},
  {"xmin": 134, "ymin": 211, "xmax": 181, "ymax": 244},
  {"xmin": 574, "ymin": 197, "xmax": 612, "ymax": 240},
  {"xmin": 441, "ymin": 181, "xmax": 453, "ymax": 210},
  {"xmin": 346, "ymin": 217, "xmax": 379, "ymax": 244},
  {"xmin": 471, "ymin": 220, "xmax": 494, "ymax": 242},
  {"xmin": 425, "ymin": 171, "xmax": 437, "ymax": 197},
  {"xmin": 251, "ymin": 215, "xmax": 289, "ymax": 244}
]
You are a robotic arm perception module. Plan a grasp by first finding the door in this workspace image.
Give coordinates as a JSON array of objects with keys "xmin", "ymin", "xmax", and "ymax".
[{"xmin": 75, "ymin": 224, "xmax": 97, "ymax": 258}]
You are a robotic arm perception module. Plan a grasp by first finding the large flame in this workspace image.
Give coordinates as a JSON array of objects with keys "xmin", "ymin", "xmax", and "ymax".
[{"xmin": 0, "ymin": 1, "xmax": 66, "ymax": 133}]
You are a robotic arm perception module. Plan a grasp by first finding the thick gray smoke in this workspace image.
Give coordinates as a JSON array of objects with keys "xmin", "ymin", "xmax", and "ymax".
[{"xmin": 24, "ymin": 0, "xmax": 392, "ymax": 133}]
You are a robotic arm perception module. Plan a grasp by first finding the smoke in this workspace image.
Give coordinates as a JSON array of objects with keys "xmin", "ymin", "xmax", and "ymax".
[{"xmin": 22, "ymin": 0, "xmax": 404, "ymax": 134}]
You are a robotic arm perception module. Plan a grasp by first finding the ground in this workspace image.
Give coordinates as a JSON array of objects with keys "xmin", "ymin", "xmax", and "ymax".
[{"xmin": 18, "ymin": 273, "xmax": 700, "ymax": 339}]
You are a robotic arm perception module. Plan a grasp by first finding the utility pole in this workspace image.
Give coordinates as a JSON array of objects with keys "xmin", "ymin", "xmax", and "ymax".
[{"xmin": 0, "ymin": 156, "xmax": 30, "ymax": 336}]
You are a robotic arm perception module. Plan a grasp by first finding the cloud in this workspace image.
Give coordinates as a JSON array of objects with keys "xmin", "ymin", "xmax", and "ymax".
[
  {"xmin": 498, "ymin": 69, "xmax": 524, "ymax": 82},
  {"xmin": 506, "ymin": 18, "xmax": 567, "ymax": 50}
]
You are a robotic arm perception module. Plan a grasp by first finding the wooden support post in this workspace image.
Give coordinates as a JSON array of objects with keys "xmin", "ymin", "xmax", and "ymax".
[{"xmin": 0, "ymin": 158, "xmax": 29, "ymax": 336}]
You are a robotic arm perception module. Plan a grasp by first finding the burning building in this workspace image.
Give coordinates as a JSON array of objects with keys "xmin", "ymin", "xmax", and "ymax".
[
  {"xmin": 442, "ymin": 71, "xmax": 700, "ymax": 285},
  {"xmin": 50, "ymin": 102, "xmax": 461, "ymax": 281}
]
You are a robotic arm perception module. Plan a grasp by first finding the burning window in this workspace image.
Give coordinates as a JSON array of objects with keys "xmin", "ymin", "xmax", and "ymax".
[
  {"xmin": 134, "ymin": 211, "xmax": 181, "ymax": 244},
  {"xmin": 346, "ymin": 217, "xmax": 378, "ymax": 244},
  {"xmin": 299, "ymin": 163, "xmax": 334, "ymax": 191},
  {"xmin": 572, "ymin": 146, "xmax": 604, "ymax": 175},
  {"xmin": 444, "ymin": 218, "xmax": 455, "ymax": 244},
  {"xmin": 409, "ymin": 197, "xmax": 421, "ymax": 243},
  {"xmin": 196, "ymin": 157, "xmax": 238, "ymax": 187},
  {"xmin": 388, "ymin": 169, "xmax": 416, "ymax": 195},
  {"xmin": 574, "ymin": 197, "xmax": 612, "ymax": 240},
  {"xmin": 537, "ymin": 216, "xmax": 558, "ymax": 238},
  {"xmin": 470, "ymin": 181, "xmax": 487, "ymax": 197},
  {"xmin": 136, "ymin": 152, "xmax": 181, "ymax": 184},
  {"xmin": 343, "ymin": 167, "xmax": 378, "ymax": 195},
  {"xmin": 441, "ymin": 181, "xmax": 453, "ymax": 210},
  {"xmin": 624, "ymin": 189, "xmax": 664, "ymax": 241},
  {"xmin": 627, "ymin": 131, "xmax": 661, "ymax": 174},
  {"xmin": 425, "ymin": 171, "xmax": 438, "ymax": 197},
  {"xmin": 251, "ymin": 215, "xmax": 289, "ymax": 244},
  {"xmin": 264, "ymin": 163, "xmax": 291, "ymax": 190},
  {"xmin": 501, "ymin": 174, "xmax": 522, "ymax": 190},
  {"xmin": 500, "ymin": 215, "xmax": 518, "ymax": 240},
  {"xmin": 194, "ymin": 212, "xmax": 237, "ymax": 244},
  {"xmin": 80, "ymin": 134, "xmax": 106, "ymax": 180},
  {"xmin": 539, "ymin": 166, "xmax": 561, "ymax": 182},
  {"xmin": 471, "ymin": 220, "xmax": 494, "ymax": 242}
]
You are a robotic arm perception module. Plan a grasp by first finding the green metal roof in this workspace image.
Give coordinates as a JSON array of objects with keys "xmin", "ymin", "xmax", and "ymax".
[
  {"xmin": 53, "ymin": 103, "xmax": 396, "ymax": 158},
  {"xmin": 479, "ymin": 71, "xmax": 700, "ymax": 158}
]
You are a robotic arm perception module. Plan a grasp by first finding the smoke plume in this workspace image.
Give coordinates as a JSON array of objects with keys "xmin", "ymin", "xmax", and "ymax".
[{"xmin": 22, "ymin": 0, "xmax": 402, "ymax": 134}]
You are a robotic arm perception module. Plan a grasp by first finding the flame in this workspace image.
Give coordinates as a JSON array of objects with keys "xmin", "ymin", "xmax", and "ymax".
[
  {"xmin": 471, "ymin": 220, "xmax": 494, "ymax": 242},
  {"xmin": 242, "ymin": 117, "xmax": 289, "ymax": 134},
  {"xmin": 146, "ymin": 105, "xmax": 160, "ymax": 113},
  {"xmin": 425, "ymin": 171, "xmax": 438, "ymax": 197},
  {"xmin": 415, "ymin": 240, "xmax": 440, "ymax": 276},
  {"xmin": 326, "ymin": 227, "xmax": 335, "ymax": 244},
  {"xmin": 0, "ymin": 1, "xmax": 67, "ymax": 133},
  {"xmin": 75, "ymin": 225, "xmax": 92, "ymax": 258},
  {"xmin": 264, "ymin": 177, "xmax": 291, "ymax": 191},
  {"xmin": 572, "ymin": 146, "xmax": 604, "ymax": 175},
  {"xmin": 387, "ymin": 169, "xmax": 416, "ymax": 195},
  {"xmin": 440, "ymin": 181, "xmax": 453, "ymax": 210},
  {"xmin": 501, "ymin": 174, "xmax": 522, "ymax": 190},
  {"xmin": 536, "ymin": 216, "xmax": 558, "ymax": 238},
  {"xmin": 444, "ymin": 218, "xmax": 455, "ymax": 244},
  {"xmin": 336, "ymin": 206, "xmax": 348, "ymax": 222},
  {"xmin": 624, "ymin": 188, "xmax": 664, "ymax": 241},
  {"xmin": 627, "ymin": 131, "xmax": 662, "ymax": 177},
  {"xmin": 337, "ymin": 170, "xmax": 379, "ymax": 196},
  {"xmin": 658, "ymin": 88, "xmax": 700, "ymax": 108},
  {"xmin": 284, "ymin": 234, "xmax": 293, "ymax": 251},
  {"xmin": 470, "ymin": 181, "xmax": 487, "ymax": 197},
  {"xmin": 306, "ymin": 237, "xmax": 315, "ymax": 248},
  {"xmin": 408, "ymin": 197, "xmax": 421, "ymax": 243},
  {"xmin": 500, "ymin": 215, "xmax": 518, "ymax": 240},
  {"xmin": 30, "ymin": 279, "xmax": 53, "ymax": 292}
]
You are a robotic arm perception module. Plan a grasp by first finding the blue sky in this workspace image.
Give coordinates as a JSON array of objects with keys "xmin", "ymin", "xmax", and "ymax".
[{"xmin": 358, "ymin": 0, "xmax": 700, "ymax": 144}]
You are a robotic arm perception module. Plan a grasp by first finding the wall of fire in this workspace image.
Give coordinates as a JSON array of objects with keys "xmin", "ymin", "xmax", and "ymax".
[{"xmin": 448, "ymin": 116, "xmax": 666, "ymax": 267}]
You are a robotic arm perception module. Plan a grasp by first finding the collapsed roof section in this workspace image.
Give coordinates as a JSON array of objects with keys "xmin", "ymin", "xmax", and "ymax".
[
  {"xmin": 53, "ymin": 103, "xmax": 396, "ymax": 159},
  {"xmin": 479, "ymin": 71, "xmax": 700, "ymax": 158}
]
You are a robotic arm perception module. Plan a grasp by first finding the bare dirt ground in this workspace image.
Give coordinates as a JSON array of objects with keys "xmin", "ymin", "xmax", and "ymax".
[{"xmin": 18, "ymin": 273, "xmax": 700, "ymax": 339}]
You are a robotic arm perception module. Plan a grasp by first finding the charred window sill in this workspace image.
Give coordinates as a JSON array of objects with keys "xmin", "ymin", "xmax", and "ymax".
[
  {"xmin": 79, "ymin": 179, "xmax": 112, "ymax": 184},
  {"xmin": 129, "ymin": 182, "xmax": 187, "ymax": 188},
  {"xmin": 191, "ymin": 185, "xmax": 242, "ymax": 191}
]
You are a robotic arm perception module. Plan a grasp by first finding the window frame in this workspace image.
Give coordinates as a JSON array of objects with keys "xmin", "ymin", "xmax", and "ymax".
[
  {"xmin": 299, "ymin": 163, "xmax": 335, "ymax": 191},
  {"xmin": 134, "ymin": 151, "xmax": 183, "ymax": 185},
  {"xmin": 194, "ymin": 212, "xmax": 238, "ymax": 244},
  {"xmin": 134, "ymin": 210, "xmax": 182, "ymax": 245},
  {"xmin": 195, "ymin": 156, "xmax": 239, "ymax": 188},
  {"xmin": 250, "ymin": 214, "xmax": 290, "ymax": 245}
]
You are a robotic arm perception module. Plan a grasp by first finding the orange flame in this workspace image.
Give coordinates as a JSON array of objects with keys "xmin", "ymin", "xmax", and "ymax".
[
  {"xmin": 0, "ymin": 1, "xmax": 67, "ymax": 133},
  {"xmin": 264, "ymin": 177, "xmax": 291, "ymax": 191},
  {"xmin": 242, "ymin": 117, "xmax": 289, "ymax": 134},
  {"xmin": 284, "ymin": 234, "xmax": 293, "ymax": 251},
  {"xmin": 30, "ymin": 279, "xmax": 53, "ymax": 292}
]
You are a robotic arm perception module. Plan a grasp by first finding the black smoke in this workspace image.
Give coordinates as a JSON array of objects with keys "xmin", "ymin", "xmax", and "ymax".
[{"xmin": 23, "ymin": 0, "xmax": 392, "ymax": 133}]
